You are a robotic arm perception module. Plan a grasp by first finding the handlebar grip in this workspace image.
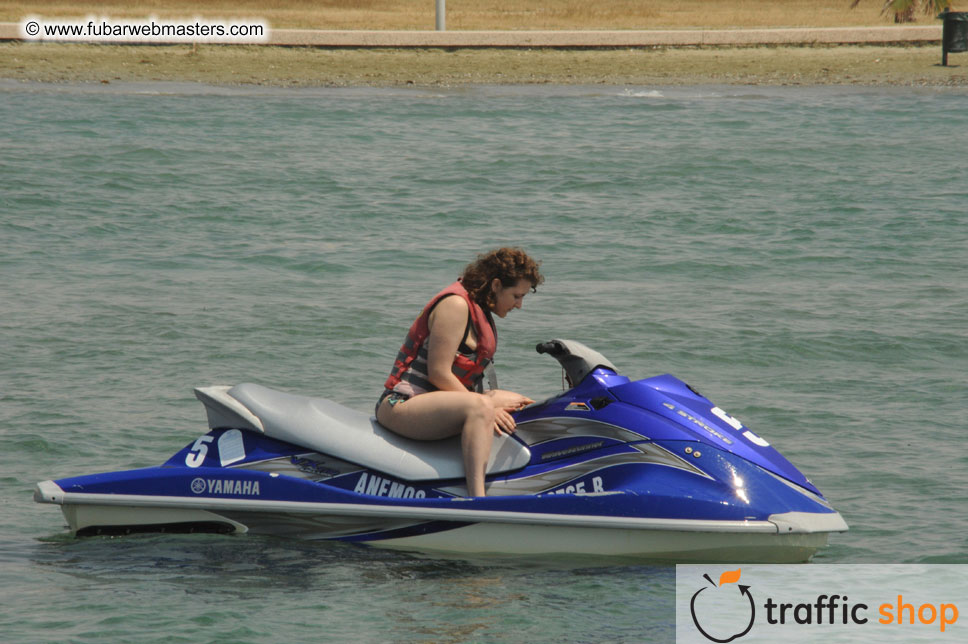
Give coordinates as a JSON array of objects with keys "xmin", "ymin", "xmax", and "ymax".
[{"xmin": 535, "ymin": 340, "xmax": 566, "ymax": 356}]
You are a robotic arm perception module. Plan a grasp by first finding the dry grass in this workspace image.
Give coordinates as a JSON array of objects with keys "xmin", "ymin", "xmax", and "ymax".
[
  {"xmin": 3, "ymin": 41, "xmax": 965, "ymax": 87},
  {"xmin": 1, "ymin": 0, "xmax": 954, "ymax": 30}
]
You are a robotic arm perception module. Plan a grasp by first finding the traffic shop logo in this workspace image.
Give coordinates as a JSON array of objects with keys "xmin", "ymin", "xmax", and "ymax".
[
  {"xmin": 683, "ymin": 566, "xmax": 961, "ymax": 641},
  {"xmin": 689, "ymin": 569, "xmax": 755, "ymax": 642}
]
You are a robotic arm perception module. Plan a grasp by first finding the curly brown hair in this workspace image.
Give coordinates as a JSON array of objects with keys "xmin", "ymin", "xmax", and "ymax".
[{"xmin": 461, "ymin": 247, "xmax": 544, "ymax": 311}]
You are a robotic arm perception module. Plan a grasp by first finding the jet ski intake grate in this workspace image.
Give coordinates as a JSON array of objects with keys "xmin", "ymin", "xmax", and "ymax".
[{"xmin": 76, "ymin": 521, "xmax": 237, "ymax": 537}]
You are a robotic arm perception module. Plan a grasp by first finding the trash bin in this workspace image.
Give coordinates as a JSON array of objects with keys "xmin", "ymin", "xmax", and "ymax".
[{"xmin": 938, "ymin": 10, "xmax": 968, "ymax": 66}]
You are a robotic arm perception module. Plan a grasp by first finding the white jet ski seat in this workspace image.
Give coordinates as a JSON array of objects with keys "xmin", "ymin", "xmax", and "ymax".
[{"xmin": 194, "ymin": 383, "xmax": 532, "ymax": 482}]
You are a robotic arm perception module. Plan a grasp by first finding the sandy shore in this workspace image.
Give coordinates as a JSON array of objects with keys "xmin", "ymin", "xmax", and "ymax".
[{"xmin": 2, "ymin": 41, "xmax": 966, "ymax": 87}]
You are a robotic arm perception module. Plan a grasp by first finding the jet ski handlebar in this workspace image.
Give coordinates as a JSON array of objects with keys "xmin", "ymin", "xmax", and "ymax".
[
  {"xmin": 536, "ymin": 338, "xmax": 619, "ymax": 387},
  {"xmin": 535, "ymin": 340, "xmax": 567, "ymax": 357}
]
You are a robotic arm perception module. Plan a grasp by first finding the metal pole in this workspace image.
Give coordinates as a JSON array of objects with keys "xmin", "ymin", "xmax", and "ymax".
[
  {"xmin": 942, "ymin": 10, "xmax": 949, "ymax": 66},
  {"xmin": 436, "ymin": 0, "xmax": 446, "ymax": 31}
]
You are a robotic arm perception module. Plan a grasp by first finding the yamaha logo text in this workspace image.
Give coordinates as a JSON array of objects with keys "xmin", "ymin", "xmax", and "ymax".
[{"xmin": 190, "ymin": 477, "xmax": 261, "ymax": 496}]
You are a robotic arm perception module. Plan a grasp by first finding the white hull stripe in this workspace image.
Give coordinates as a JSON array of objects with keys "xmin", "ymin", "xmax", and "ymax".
[{"xmin": 36, "ymin": 480, "xmax": 844, "ymax": 534}]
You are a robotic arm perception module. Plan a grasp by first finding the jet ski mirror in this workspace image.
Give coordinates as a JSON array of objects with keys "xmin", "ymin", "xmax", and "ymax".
[{"xmin": 536, "ymin": 338, "xmax": 619, "ymax": 388}]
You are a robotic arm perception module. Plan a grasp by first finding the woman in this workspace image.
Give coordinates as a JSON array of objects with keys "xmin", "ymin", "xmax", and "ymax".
[{"xmin": 376, "ymin": 248, "xmax": 544, "ymax": 497}]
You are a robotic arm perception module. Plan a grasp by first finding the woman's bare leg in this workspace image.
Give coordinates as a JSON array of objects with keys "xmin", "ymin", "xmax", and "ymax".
[{"xmin": 376, "ymin": 391, "xmax": 495, "ymax": 497}]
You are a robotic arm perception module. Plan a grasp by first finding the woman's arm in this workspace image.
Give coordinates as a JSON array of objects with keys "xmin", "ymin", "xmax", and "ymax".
[
  {"xmin": 426, "ymin": 296, "xmax": 534, "ymax": 434},
  {"xmin": 425, "ymin": 295, "xmax": 474, "ymax": 392}
]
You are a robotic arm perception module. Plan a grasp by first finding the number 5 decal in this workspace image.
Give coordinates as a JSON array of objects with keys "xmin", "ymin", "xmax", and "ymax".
[{"xmin": 185, "ymin": 435, "xmax": 214, "ymax": 468}]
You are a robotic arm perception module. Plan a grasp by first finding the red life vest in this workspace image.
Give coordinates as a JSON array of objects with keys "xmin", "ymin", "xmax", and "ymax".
[{"xmin": 384, "ymin": 280, "xmax": 497, "ymax": 393}]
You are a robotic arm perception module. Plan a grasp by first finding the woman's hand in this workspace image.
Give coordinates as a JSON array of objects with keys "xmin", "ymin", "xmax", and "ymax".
[
  {"xmin": 486, "ymin": 389, "xmax": 534, "ymax": 412},
  {"xmin": 493, "ymin": 407, "xmax": 517, "ymax": 435},
  {"xmin": 486, "ymin": 389, "xmax": 535, "ymax": 435}
]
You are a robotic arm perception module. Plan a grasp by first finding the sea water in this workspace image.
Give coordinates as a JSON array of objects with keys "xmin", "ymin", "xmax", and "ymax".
[{"xmin": 1, "ymin": 80, "xmax": 966, "ymax": 643}]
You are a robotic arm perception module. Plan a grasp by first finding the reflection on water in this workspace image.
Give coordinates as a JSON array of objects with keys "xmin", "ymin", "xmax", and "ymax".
[{"xmin": 22, "ymin": 532, "xmax": 675, "ymax": 642}]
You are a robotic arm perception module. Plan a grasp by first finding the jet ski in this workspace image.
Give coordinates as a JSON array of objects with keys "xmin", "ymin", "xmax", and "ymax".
[{"xmin": 34, "ymin": 339, "xmax": 847, "ymax": 562}]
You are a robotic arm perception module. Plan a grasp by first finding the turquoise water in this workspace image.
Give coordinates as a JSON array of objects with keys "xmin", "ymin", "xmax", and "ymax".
[{"xmin": 2, "ymin": 80, "xmax": 967, "ymax": 643}]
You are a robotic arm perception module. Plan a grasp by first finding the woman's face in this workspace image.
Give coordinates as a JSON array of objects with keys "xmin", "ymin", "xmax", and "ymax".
[{"xmin": 490, "ymin": 278, "xmax": 532, "ymax": 318}]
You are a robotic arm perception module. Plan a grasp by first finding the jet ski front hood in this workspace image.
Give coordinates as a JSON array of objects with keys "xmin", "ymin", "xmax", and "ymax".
[{"xmin": 607, "ymin": 374, "xmax": 822, "ymax": 497}]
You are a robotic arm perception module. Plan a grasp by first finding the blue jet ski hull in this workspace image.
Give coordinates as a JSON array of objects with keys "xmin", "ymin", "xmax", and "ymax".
[{"xmin": 35, "ymin": 340, "xmax": 847, "ymax": 562}]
